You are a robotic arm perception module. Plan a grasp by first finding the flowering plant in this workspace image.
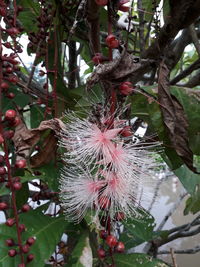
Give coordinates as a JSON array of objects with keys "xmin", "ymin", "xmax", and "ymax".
[{"xmin": 59, "ymin": 107, "xmax": 158, "ymax": 223}]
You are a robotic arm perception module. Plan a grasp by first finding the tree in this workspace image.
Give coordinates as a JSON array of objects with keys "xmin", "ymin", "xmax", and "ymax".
[{"xmin": 1, "ymin": 0, "xmax": 200, "ymax": 266}]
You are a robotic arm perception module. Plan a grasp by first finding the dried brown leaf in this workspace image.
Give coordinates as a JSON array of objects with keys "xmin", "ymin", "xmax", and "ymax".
[
  {"xmin": 13, "ymin": 118, "xmax": 64, "ymax": 163},
  {"xmin": 30, "ymin": 133, "xmax": 57, "ymax": 168},
  {"xmin": 86, "ymin": 50, "xmax": 152, "ymax": 90},
  {"xmin": 158, "ymin": 61, "xmax": 196, "ymax": 172}
]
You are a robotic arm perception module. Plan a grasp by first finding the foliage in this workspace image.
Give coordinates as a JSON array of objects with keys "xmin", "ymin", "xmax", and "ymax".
[{"xmin": 1, "ymin": 0, "xmax": 200, "ymax": 266}]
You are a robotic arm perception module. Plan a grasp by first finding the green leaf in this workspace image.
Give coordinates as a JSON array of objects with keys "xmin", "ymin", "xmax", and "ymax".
[
  {"xmin": 114, "ymin": 253, "xmax": 169, "ymax": 267},
  {"xmin": 0, "ymin": 225, "xmax": 20, "ymax": 267},
  {"xmin": 2, "ymin": 86, "xmax": 30, "ymax": 112},
  {"xmin": 17, "ymin": 0, "xmax": 40, "ymax": 37},
  {"xmin": 17, "ymin": 0, "xmax": 40, "ymax": 16},
  {"xmin": 67, "ymin": 231, "xmax": 91, "ymax": 267},
  {"xmin": 174, "ymin": 165, "xmax": 200, "ymax": 215},
  {"xmin": 174, "ymin": 165, "xmax": 200, "ymax": 195},
  {"xmin": 35, "ymin": 162, "xmax": 61, "ymax": 191},
  {"xmin": 15, "ymin": 182, "xmax": 29, "ymax": 209},
  {"xmin": 30, "ymin": 105, "xmax": 44, "ymax": 128},
  {"xmin": 120, "ymin": 210, "xmax": 156, "ymax": 249},
  {"xmin": 163, "ymin": 0, "xmax": 170, "ymax": 23},
  {"xmin": 21, "ymin": 212, "xmax": 67, "ymax": 267},
  {"xmin": 0, "ymin": 210, "xmax": 67, "ymax": 266},
  {"xmin": 18, "ymin": 10, "xmax": 37, "ymax": 33},
  {"xmin": 141, "ymin": 0, "xmax": 161, "ymax": 21},
  {"xmin": 0, "ymin": 185, "xmax": 10, "ymax": 196},
  {"xmin": 184, "ymin": 191, "xmax": 200, "ymax": 215}
]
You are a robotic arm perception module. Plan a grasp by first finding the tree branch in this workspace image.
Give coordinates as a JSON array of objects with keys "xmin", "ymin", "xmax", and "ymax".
[
  {"xmin": 189, "ymin": 23, "xmax": 200, "ymax": 57},
  {"xmin": 170, "ymin": 248, "xmax": 178, "ymax": 267},
  {"xmin": 170, "ymin": 58, "xmax": 200, "ymax": 85},
  {"xmin": 142, "ymin": 0, "xmax": 200, "ymax": 60},
  {"xmin": 157, "ymin": 192, "xmax": 187, "ymax": 231},
  {"xmin": 137, "ymin": 0, "xmax": 145, "ymax": 53},
  {"xmin": 180, "ymin": 70, "xmax": 200, "ymax": 87},
  {"xmin": 147, "ymin": 175, "xmax": 167, "ymax": 212},
  {"xmin": 158, "ymin": 245, "xmax": 200, "ymax": 255},
  {"xmin": 86, "ymin": 0, "xmax": 101, "ymax": 54},
  {"xmin": 68, "ymin": 40, "xmax": 77, "ymax": 89}
]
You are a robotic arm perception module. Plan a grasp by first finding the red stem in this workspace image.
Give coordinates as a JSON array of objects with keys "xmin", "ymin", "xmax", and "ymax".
[
  {"xmin": 0, "ymin": 22, "xmax": 24, "ymax": 265},
  {"xmin": 3, "ymin": 141, "xmax": 25, "ymax": 264},
  {"xmin": 44, "ymin": 36, "xmax": 49, "ymax": 120},
  {"xmin": 0, "ymin": 28, "xmax": 2, "ymax": 118},
  {"xmin": 107, "ymin": 1, "xmax": 116, "ymax": 128},
  {"xmin": 53, "ymin": 26, "xmax": 58, "ymax": 117},
  {"xmin": 13, "ymin": 0, "xmax": 17, "ymax": 27},
  {"xmin": 107, "ymin": 2, "xmax": 113, "ymax": 61},
  {"xmin": 106, "ymin": 3, "xmax": 116, "ymax": 265}
]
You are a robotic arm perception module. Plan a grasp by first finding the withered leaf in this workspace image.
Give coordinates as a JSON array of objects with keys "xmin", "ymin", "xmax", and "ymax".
[
  {"xmin": 158, "ymin": 61, "xmax": 196, "ymax": 172},
  {"xmin": 13, "ymin": 118, "xmax": 65, "ymax": 167},
  {"xmin": 86, "ymin": 49, "xmax": 152, "ymax": 90},
  {"xmin": 30, "ymin": 133, "xmax": 57, "ymax": 168}
]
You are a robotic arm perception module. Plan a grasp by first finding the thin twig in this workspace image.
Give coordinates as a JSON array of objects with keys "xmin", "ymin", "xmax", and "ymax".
[
  {"xmin": 167, "ymin": 215, "xmax": 200, "ymax": 235},
  {"xmin": 158, "ymin": 245, "xmax": 200, "ymax": 255},
  {"xmin": 147, "ymin": 175, "xmax": 167, "ymax": 212},
  {"xmin": 170, "ymin": 58, "xmax": 200, "ymax": 85},
  {"xmin": 26, "ymin": 40, "xmax": 42, "ymax": 90},
  {"xmin": 170, "ymin": 248, "xmax": 178, "ymax": 267},
  {"xmin": 68, "ymin": 0, "xmax": 86, "ymax": 41},
  {"xmin": 157, "ymin": 192, "xmax": 187, "ymax": 231},
  {"xmin": 189, "ymin": 24, "xmax": 200, "ymax": 57}
]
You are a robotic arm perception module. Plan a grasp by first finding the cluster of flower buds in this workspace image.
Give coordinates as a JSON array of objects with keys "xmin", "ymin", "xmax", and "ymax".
[
  {"xmin": 0, "ymin": 0, "xmax": 23, "ymax": 31},
  {"xmin": 119, "ymin": 81, "xmax": 135, "ymax": 96},
  {"xmin": 97, "ymin": 216, "xmax": 125, "ymax": 261},
  {"xmin": 27, "ymin": 0, "xmax": 53, "ymax": 57},
  {"xmin": 0, "ymin": 0, "xmax": 23, "ymax": 100},
  {"xmin": 0, "ymin": 108, "xmax": 35, "ymax": 266},
  {"xmin": 0, "ymin": 53, "xmax": 20, "ymax": 99},
  {"xmin": 106, "ymin": 34, "xmax": 119, "ymax": 49}
]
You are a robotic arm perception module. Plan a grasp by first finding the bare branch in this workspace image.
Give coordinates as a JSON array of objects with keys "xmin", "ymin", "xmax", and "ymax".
[
  {"xmin": 189, "ymin": 23, "xmax": 200, "ymax": 57},
  {"xmin": 147, "ymin": 175, "xmax": 167, "ymax": 212},
  {"xmin": 137, "ymin": 0, "xmax": 145, "ymax": 53},
  {"xmin": 180, "ymin": 70, "xmax": 200, "ymax": 87},
  {"xmin": 26, "ymin": 40, "xmax": 42, "ymax": 90},
  {"xmin": 86, "ymin": 0, "xmax": 101, "ymax": 54},
  {"xmin": 167, "ymin": 215, "xmax": 200, "ymax": 235},
  {"xmin": 170, "ymin": 248, "xmax": 178, "ymax": 267},
  {"xmin": 158, "ymin": 245, "xmax": 200, "ymax": 255},
  {"xmin": 142, "ymin": 1, "xmax": 200, "ymax": 60},
  {"xmin": 170, "ymin": 58, "xmax": 200, "ymax": 85},
  {"xmin": 157, "ymin": 192, "xmax": 187, "ymax": 231},
  {"xmin": 160, "ymin": 225, "xmax": 200, "ymax": 246},
  {"xmin": 68, "ymin": 40, "xmax": 77, "ymax": 89},
  {"xmin": 68, "ymin": 0, "xmax": 86, "ymax": 40}
]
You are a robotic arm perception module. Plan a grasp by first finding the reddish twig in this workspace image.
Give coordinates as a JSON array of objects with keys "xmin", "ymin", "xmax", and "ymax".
[
  {"xmin": 3, "ymin": 141, "xmax": 25, "ymax": 264},
  {"xmin": 53, "ymin": 26, "xmax": 58, "ymax": 117}
]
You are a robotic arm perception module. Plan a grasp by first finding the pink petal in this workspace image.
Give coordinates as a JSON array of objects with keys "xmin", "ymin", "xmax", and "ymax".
[{"xmin": 104, "ymin": 128, "xmax": 123, "ymax": 139}]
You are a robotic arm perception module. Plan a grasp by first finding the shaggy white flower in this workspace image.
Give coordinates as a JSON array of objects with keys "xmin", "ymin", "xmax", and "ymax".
[
  {"xmin": 60, "ymin": 114, "xmax": 122, "ymax": 166},
  {"xmin": 59, "ymin": 166, "xmax": 144, "ymax": 222},
  {"xmin": 59, "ymin": 165, "xmax": 105, "ymax": 222},
  {"xmin": 59, "ymin": 111, "xmax": 158, "ymax": 222}
]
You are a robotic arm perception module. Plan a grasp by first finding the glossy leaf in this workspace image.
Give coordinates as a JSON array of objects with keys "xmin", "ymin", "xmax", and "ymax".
[
  {"xmin": 0, "ymin": 210, "xmax": 67, "ymax": 266},
  {"xmin": 66, "ymin": 231, "xmax": 90, "ymax": 267},
  {"xmin": 114, "ymin": 253, "xmax": 169, "ymax": 267},
  {"xmin": 120, "ymin": 210, "xmax": 156, "ymax": 249}
]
